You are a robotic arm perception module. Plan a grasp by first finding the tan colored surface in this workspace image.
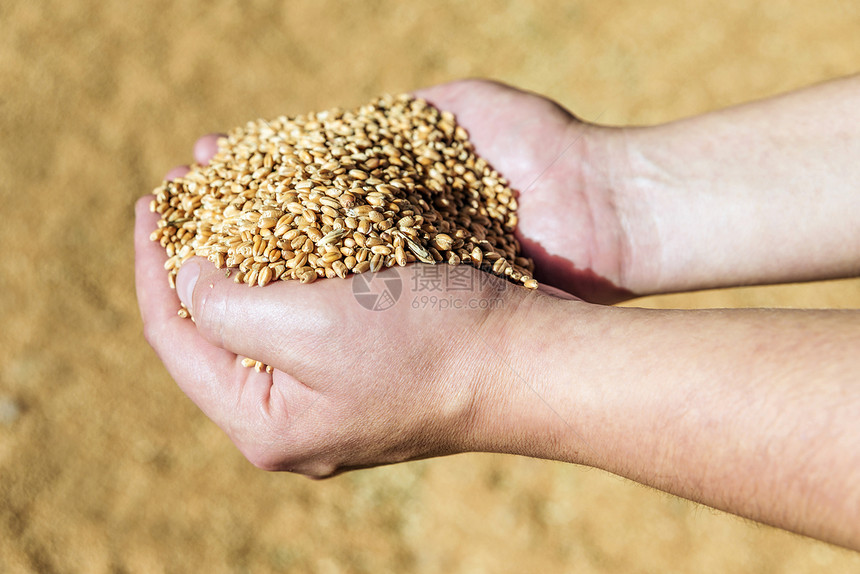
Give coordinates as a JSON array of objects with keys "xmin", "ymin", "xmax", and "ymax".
[{"xmin": 1, "ymin": 1, "xmax": 858, "ymax": 572}]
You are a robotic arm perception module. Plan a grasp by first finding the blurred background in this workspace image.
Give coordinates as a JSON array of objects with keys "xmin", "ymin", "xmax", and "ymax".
[{"xmin": 1, "ymin": 1, "xmax": 859, "ymax": 572}]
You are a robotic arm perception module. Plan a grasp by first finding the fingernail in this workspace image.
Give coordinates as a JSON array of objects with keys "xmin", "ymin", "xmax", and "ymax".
[{"xmin": 177, "ymin": 261, "xmax": 200, "ymax": 312}]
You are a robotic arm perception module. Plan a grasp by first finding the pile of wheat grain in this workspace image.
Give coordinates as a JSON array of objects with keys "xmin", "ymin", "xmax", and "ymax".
[{"xmin": 151, "ymin": 93, "xmax": 537, "ymax": 306}]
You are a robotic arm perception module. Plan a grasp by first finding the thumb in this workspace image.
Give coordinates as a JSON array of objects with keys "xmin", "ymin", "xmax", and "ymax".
[
  {"xmin": 176, "ymin": 258, "xmax": 200, "ymax": 314},
  {"xmin": 175, "ymin": 258, "xmax": 348, "ymax": 367}
]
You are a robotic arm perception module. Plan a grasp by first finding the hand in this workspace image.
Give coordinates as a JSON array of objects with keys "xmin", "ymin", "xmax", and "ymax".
[
  {"xmin": 136, "ymin": 79, "xmax": 617, "ymax": 477},
  {"xmin": 136, "ymin": 187, "xmax": 565, "ymax": 477},
  {"xmin": 167, "ymin": 80, "xmax": 637, "ymax": 303},
  {"xmin": 138, "ymin": 76, "xmax": 860, "ymax": 550},
  {"xmin": 414, "ymin": 79, "xmax": 636, "ymax": 303}
]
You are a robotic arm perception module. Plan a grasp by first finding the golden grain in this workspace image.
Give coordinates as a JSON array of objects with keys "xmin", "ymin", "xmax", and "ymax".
[
  {"xmin": 353, "ymin": 260, "xmax": 371, "ymax": 274},
  {"xmin": 433, "ymin": 233, "xmax": 454, "ymax": 251},
  {"xmin": 257, "ymin": 266, "xmax": 273, "ymax": 287},
  {"xmin": 151, "ymin": 93, "xmax": 541, "ymax": 365},
  {"xmin": 394, "ymin": 246, "xmax": 407, "ymax": 267},
  {"xmin": 299, "ymin": 270, "xmax": 317, "ymax": 284},
  {"xmin": 318, "ymin": 228, "xmax": 346, "ymax": 246},
  {"xmin": 332, "ymin": 260, "xmax": 349, "ymax": 279}
]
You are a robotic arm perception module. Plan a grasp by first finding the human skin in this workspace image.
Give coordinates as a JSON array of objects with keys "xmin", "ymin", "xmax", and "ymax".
[{"xmin": 136, "ymin": 77, "xmax": 860, "ymax": 550}]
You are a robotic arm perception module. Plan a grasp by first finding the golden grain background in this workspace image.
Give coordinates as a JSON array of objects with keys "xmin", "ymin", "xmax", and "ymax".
[{"xmin": 1, "ymin": 1, "xmax": 859, "ymax": 572}]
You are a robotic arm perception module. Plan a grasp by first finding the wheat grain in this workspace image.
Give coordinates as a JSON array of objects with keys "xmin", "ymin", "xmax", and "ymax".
[{"xmin": 151, "ymin": 93, "xmax": 543, "ymax": 370}]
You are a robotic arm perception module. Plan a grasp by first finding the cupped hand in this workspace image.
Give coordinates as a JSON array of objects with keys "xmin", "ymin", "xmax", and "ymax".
[
  {"xmin": 137, "ymin": 194, "xmax": 556, "ymax": 477},
  {"xmin": 137, "ymin": 80, "xmax": 618, "ymax": 477},
  {"xmin": 415, "ymin": 79, "xmax": 634, "ymax": 303}
]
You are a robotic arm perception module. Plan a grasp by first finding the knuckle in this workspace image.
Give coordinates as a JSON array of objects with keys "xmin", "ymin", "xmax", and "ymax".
[
  {"xmin": 247, "ymin": 450, "xmax": 282, "ymax": 472},
  {"xmin": 303, "ymin": 462, "xmax": 339, "ymax": 480},
  {"xmin": 240, "ymin": 440, "xmax": 284, "ymax": 472},
  {"xmin": 236, "ymin": 426, "xmax": 289, "ymax": 472},
  {"xmin": 238, "ymin": 442, "xmax": 339, "ymax": 478}
]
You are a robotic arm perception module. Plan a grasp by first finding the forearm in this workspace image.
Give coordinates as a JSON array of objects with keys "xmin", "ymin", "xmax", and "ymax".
[
  {"xmin": 605, "ymin": 75, "xmax": 860, "ymax": 294},
  {"xmin": 479, "ymin": 299, "xmax": 860, "ymax": 549}
]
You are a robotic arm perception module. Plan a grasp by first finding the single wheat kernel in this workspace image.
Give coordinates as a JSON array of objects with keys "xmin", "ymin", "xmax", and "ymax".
[
  {"xmin": 258, "ymin": 266, "xmax": 273, "ymax": 287},
  {"xmin": 332, "ymin": 260, "xmax": 349, "ymax": 279},
  {"xmin": 353, "ymin": 260, "xmax": 371, "ymax": 274},
  {"xmin": 318, "ymin": 228, "xmax": 346, "ymax": 246},
  {"xmin": 299, "ymin": 271, "xmax": 317, "ymax": 284},
  {"xmin": 395, "ymin": 246, "xmax": 407, "ymax": 266},
  {"xmin": 433, "ymin": 233, "xmax": 454, "ymax": 251}
]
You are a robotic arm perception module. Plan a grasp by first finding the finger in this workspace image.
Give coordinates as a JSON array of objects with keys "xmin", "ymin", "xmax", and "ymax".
[
  {"xmin": 412, "ymin": 79, "xmax": 490, "ymax": 111},
  {"xmin": 194, "ymin": 133, "xmax": 225, "ymax": 165},
  {"xmin": 164, "ymin": 165, "xmax": 190, "ymax": 181},
  {"xmin": 413, "ymin": 79, "xmax": 513, "ymax": 125},
  {"xmin": 135, "ymin": 196, "xmax": 280, "ymax": 428},
  {"xmin": 175, "ymin": 257, "xmax": 387, "ymax": 370}
]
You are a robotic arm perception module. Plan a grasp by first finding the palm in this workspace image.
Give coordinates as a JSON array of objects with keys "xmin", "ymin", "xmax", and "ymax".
[{"xmin": 415, "ymin": 80, "xmax": 630, "ymax": 303}]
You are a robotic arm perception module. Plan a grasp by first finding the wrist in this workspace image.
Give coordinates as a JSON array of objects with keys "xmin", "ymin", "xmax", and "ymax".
[
  {"xmin": 464, "ymin": 288, "xmax": 608, "ymax": 464},
  {"xmin": 604, "ymin": 87, "xmax": 860, "ymax": 294},
  {"xmin": 566, "ymin": 122, "xmax": 667, "ymax": 299},
  {"xmin": 583, "ymin": 124, "xmax": 671, "ymax": 297}
]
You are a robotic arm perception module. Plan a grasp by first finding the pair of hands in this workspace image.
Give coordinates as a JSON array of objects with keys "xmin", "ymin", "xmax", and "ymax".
[
  {"xmin": 139, "ymin": 76, "xmax": 860, "ymax": 550},
  {"xmin": 135, "ymin": 79, "xmax": 637, "ymax": 476}
]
